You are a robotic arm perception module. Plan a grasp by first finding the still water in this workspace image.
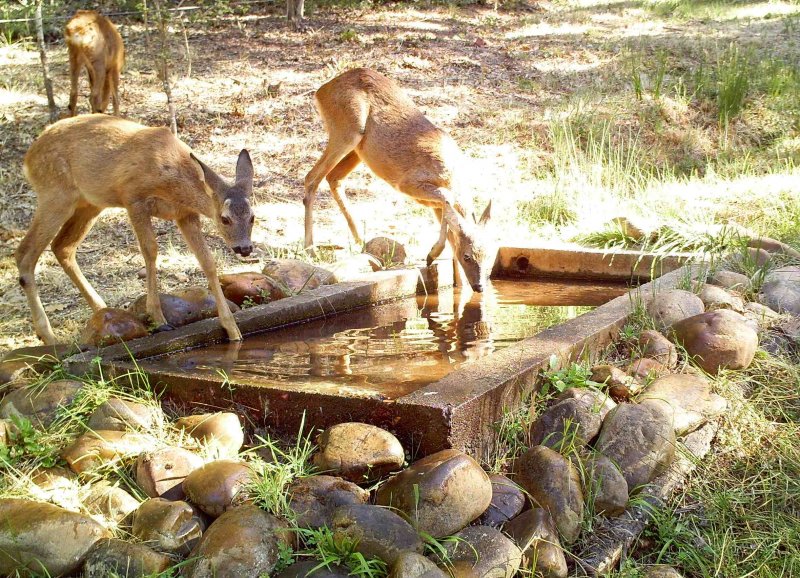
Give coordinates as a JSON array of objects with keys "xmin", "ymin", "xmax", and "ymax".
[{"xmin": 139, "ymin": 279, "xmax": 628, "ymax": 400}]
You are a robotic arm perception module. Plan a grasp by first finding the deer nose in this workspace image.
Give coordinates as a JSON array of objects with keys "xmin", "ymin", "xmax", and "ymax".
[
  {"xmin": 472, "ymin": 282, "xmax": 484, "ymax": 292},
  {"xmin": 233, "ymin": 244, "xmax": 253, "ymax": 257}
]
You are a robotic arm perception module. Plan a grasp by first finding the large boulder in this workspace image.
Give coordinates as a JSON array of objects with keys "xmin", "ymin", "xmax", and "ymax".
[
  {"xmin": 0, "ymin": 379, "xmax": 83, "ymax": 429},
  {"xmin": 646, "ymin": 290, "xmax": 704, "ymax": 332},
  {"xmin": 760, "ymin": 266, "xmax": 800, "ymax": 315},
  {"xmin": 514, "ymin": 445, "xmax": 584, "ymax": 544},
  {"xmin": 595, "ymin": 403, "xmax": 676, "ymax": 492},
  {"xmin": 136, "ymin": 446, "xmax": 205, "ymax": 500},
  {"xmin": 0, "ymin": 499, "xmax": 110, "ymax": 576},
  {"xmin": 132, "ymin": 498, "xmax": 205, "ymax": 555},
  {"xmin": 184, "ymin": 504, "xmax": 293, "ymax": 578},
  {"xmin": 81, "ymin": 308, "xmax": 149, "ymax": 346},
  {"xmin": 475, "ymin": 474, "xmax": 525, "ymax": 528},
  {"xmin": 262, "ymin": 259, "xmax": 336, "ymax": 296},
  {"xmin": 504, "ymin": 509, "xmax": 567, "ymax": 578},
  {"xmin": 288, "ymin": 475, "xmax": 369, "ymax": 529},
  {"xmin": 375, "ymin": 449, "xmax": 492, "ymax": 538},
  {"xmin": 182, "ymin": 459, "xmax": 253, "ymax": 517},
  {"xmin": 431, "ymin": 525, "xmax": 522, "ymax": 578},
  {"xmin": 639, "ymin": 374, "xmax": 727, "ymax": 435},
  {"xmin": 332, "ymin": 504, "xmax": 424, "ymax": 565},
  {"xmin": 128, "ymin": 288, "xmax": 239, "ymax": 328},
  {"xmin": 62, "ymin": 430, "xmax": 155, "ymax": 474},
  {"xmin": 670, "ymin": 310, "xmax": 758, "ymax": 374},
  {"xmin": 174, "ymin": 412, "xmax": 245, "ymax": 456},
  {"xmin": 313, "ymin": 422, "xmax": 405, "ymax": 483},
  {"xmin": 83, "ymin": 538, "xmax": 172, "ymax": 577}
]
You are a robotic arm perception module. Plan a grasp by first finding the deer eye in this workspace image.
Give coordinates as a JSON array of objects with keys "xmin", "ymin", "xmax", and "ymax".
[
  {"xmin": 463, "ymin": 254, "xmax": 472, "ymax": 262},
  {"xmin": 221, "ymin": 216, "xmax": 232, "ymax": 226}
]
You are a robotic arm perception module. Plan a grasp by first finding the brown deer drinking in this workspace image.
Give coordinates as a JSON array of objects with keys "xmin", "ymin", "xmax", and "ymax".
[
  {"xmin": 304, "ymin": 68, "xmax": 493, "ymax": 292},
  {"xmin": 16, "ymin": 114, "xmax": 254, "ymax": 344},
  {"xmin": 65, "ymin": 10, "xmax": 124, "ymax": 116}
]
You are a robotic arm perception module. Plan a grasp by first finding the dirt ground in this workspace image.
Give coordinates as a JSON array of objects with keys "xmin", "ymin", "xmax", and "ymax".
[{"xmin": 1, "ymin": 0, "xmax": 798, "ymax": 354}]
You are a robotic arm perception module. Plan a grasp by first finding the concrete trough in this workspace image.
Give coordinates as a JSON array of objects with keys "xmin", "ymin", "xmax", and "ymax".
[{"xmin": 65, "ymin": 247, "xmax": 695, "ymax": 461}]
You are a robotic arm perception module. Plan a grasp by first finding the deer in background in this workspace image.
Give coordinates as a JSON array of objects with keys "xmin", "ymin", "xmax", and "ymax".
[
  {"xmin": 16, "ymin": 114, "xmax": 254, "ymax": 344},
  {"xmin": 304, "ymin": 68, "xmax": 494, "ymax": 292},
  {"xmin": 65, "ymin": 10, "xmax": 124, "ymax": 116}
]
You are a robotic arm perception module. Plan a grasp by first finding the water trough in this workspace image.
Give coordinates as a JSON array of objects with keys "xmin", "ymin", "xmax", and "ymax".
[{"xmin": 65, "ymin": 245, "xmax": 694, "ymax": 461}]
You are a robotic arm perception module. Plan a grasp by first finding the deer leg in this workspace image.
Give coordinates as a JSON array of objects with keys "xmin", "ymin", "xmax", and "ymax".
[
  {"xmin": 127, "ymin": 207, "xmax": 168, "ymax": 329},
  {"xmin": 89, "ymin": 61, "xmax": 107, "ymax": 113},
  {"xmin": 68, "ymin": 50, "xmax": 80, "ymax": 116},
  {"xmin": 326, "ymin": 151, "xmax": 363, "ymax": 246},
  {"xmin": 428, "ymin": 207, "xmax": 448, "ymax": 267},
  {"xmin": 15, "ymin": 207, "xmax": 76, "ymax": 344},
  {"xmin": 110, "ymin": 65, "xmax": 121, "ymax": 115},
  {"xmin": 51, "ymin": 204, "xmax": 106, "ymax": 311},
  {"xmin": 177, "ymin": 214, "xmax": 242, "ymax": 342},
  {"xmin": 100, "ymin": 68, "xmax": 114, "ymax": 115}
]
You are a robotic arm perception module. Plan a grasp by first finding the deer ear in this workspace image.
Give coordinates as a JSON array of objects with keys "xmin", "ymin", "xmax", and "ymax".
[
  {"xmin": 478, "ymin": 201, "xmax": 492, "ymax": 226},
  {"xmin": 191, "ymin": 153, "xmax": 228, "ymax": 199},
  {"xmin": 235, "ymin": 149, "xmax": 254, "ymax": 195}
]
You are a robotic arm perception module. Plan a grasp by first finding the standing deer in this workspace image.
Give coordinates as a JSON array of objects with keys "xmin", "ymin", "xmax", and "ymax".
[
  {"xmin": 65, "ymin": 10, "xmax": 124, "ymax": 116},
  {"xmin": 304, "ymin": 68, "xmax": 493, "ymax": 292},
  {"xmin": 16, "ymin": 114, "xmax": 254, "ymax": 344}
]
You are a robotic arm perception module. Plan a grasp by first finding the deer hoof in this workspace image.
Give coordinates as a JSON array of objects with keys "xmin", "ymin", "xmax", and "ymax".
[
  {"xmin": 152, "ymin": 323, "xmax": 175, "ymax": 333},
  {"xmin": 425, "ymin": 255, "xmax": 434, "ymax": 268}
]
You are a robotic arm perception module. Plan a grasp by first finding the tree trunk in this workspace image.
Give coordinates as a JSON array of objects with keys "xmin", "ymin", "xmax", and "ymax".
[
  {"xmin": 287, "ymin": 0, "xmax": 305, "ymax": 29},
  {"xmin": 152, "ymin": 0, "xmax": 178, "ymax": 136},
  {"xmin": 34, "ymin": 1, "xmax": 58, "ymax": 122}
]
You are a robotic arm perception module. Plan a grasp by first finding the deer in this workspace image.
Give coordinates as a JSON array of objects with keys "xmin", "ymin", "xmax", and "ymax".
[
  {"xmin": 304, "ymin": 68, "xmax": 493, "ymax": 292},
  {"xmin": 65, "ymin": 10, "xmax": 125, "ymax": 116},
  {"xmin": 16, "ymin": 114, "xmax": 255, "ymax": 345}
]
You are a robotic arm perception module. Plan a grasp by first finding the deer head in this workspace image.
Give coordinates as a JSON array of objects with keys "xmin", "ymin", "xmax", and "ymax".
[
  {"xmin": 445, "ymin": 201, "xmax": 494, "ymax": 292},
  {"xmin": 192, "ymin": 150, "xmax": 255, "ymax": 257}
]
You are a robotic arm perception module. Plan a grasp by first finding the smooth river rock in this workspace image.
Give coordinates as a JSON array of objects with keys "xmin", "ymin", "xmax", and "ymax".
[
  {"xmin": 514, "ymin": 445, "xmax": 584, "ymax": 544},
  {"xmin": 709, "ymin": 270, "xmax": 750, "ymax": 292},
  {"xmin": 638, "ymin": 329, "xmax": 678, "ymax": 368},
  {"xmin": 595, "ymin": 403, "xmax": 676, "ymax": 492},
  {"xmin": 432, "ymin": 525, "xmax": 522, "ymax": 578},
  {"xmin": 83, "ymin": 538, "xmax": 172, "ymax": 577},
  {"xmin": 220, "ymin": 272, "xmax": 283, "ymax": 306},
  {"xmin": 582, "ymin": 453, "xmax": 629, "ymax": 517},
  {"xmin": 314, "ymin": 422, "xmax": 405, "ymax": 482},
  {"xmin": 760, "ymin": 266, "xmax": 800, "ymax": 315},
  {"xmin": 375, "ymin": 449, "xmax": 492, "ymax": 538},
  {"xmin": 277, "ymin": 560, "xmax": 351, "ymax": 578},
  {"xmin": 390, "ymin": 552, "xmax": 449, "ymax": 578},
  {"xmin": 81, "ymin": 308, "xmax": 149, "ymax": 345},
  {"xmin": 128, "ymin": 288, "xmax": 239, "ymax": 328},
  {"xmin": 288, "ymin": 474, "xmax": 369, "ymax": 529},
  {"xmin": 62, "ymin": 430, "xmax": 155, "ymax": 474},
  {"xmin": 364, "ymin": 236, "xmax": 407, "ymax": 269},
  {"xmin": 332, "ymin": 504, "xmax": 423, "ymax": 565},
  {"xmin": 639, "ymin": 373, "xmax": 727, "ymax": 435},
  {"xmin": 87, "ymin": 397, "xmax": 163, "ymax": 432},
  {"xmin": 136, "ymin": 446, "xmax": 204, "ymax": 500},
  {"xmin": 646, "ymin": 290, "xmax": 705, "ymax": 331},
  {"xmin": 184, "ymin": 504, "xmax": 293, "ymax": 578},
  {"xmin": 530, "ymin": 397, "xmax": 604, "ymax": 452},
  {"xmin": 504, "ymin": 509, "xmax": 567, "ymax": 578},
  {"xmin": 0, "ymin": 379, "xmax": 83, "ymax": 429},
  {"xmin": 83, "ymin": 481, "xmax": 140, "ymax": 526},
  {"xmin": 262, "ymin": 259, "xmax": 336, "ymax": 296},
  {"xmin": 132, "ymin": 498, "xmax": 205, "ymax": 555},
  {"xmin": 174, "ymin": 412, "xmax": 245, "ymax": 456},
  {"xmin": 475, "ymin": 474, "xmax": 525, "ymax": 527},
  {"xmin": 697, "ymin": 283, "xmax": 744, "ymax": 311},
  {"xmin": 670, "ymin": 310, "xmax": 758, "ymax": 374},
  {"xmin": 0, "ymin": 498, "xmax": 110, "ymax": 576},
  {"xmin": 182, "ymin": 459, "xmax": 253, "ymax": 517}
]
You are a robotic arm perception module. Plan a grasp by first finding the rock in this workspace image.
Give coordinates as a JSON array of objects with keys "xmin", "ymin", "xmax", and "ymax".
[
  {"xmin": 670, "ymin": 310, "xmax": 758, "ymax": 374},
  {"xmin": 643, "ymin": 564, "xmax": 685, "ymax": 578},
  {"xmin": 313, "ymin": 422, "xmax": 405, "ymax": 483},
  {"xmin": 288, "ymin": 475, "xmax": 369, "ymax": 529},
  {"xmin": 87, "ymin": 397, "xmax": 163, "ymax": 432},
  {"xmin": 431, "ymin": 525, "xmax": 522, "ymax": 578},
  {"xmin": 0, "ymin": 379, "xmax": 83, "ymax": 429},
  {"xmin": 743, "ymin": 302, "xmax": 781, "ymax": 328},
  {"xmin": 637, "ymin": 330, "xmax": 678, "ymax": 368},
  {"xmin": 332, "ymin": 504, "xmax": 423, "ymax": 565},
  {"xmin": 745, "ymin": 247, "xmax": 773, "ymax": 267},
  {"xmin": 182, "ymin": 459, "xmax": 253, "ymax": 517},
  {"xmin": 647, "ymin": 290, "xmax": 705, "ymax": 332},
  {"xmin": 0, "ymin": 498, "xmax": 110, "ymax": 576},
  {"xmin": 331, "ymin": 253, "xmax": 380, "ymax": 280},
  {"xmin": 83, "ymin": 481, "xmax": 140, "ymax": 526},
  {"xmin": 84, "ymin": 538, "xmax": 172, "ymax": 577},
  {"xmin": 184, "ymin": 504, "xmax": 292, "ymax": 578},
  {"xmin": 128, "ymin": 287, "xmax": 240, "ymax": 328},
  {"xmin": 0, "ymin": 344, "xmax": 76, "ymax": 386},
  {"xmin": 504, "ymin": 509, "xmax": 567, "ymax": 578},
  {"xmin": 278, "ymin": 560, "xmax": 352, "ymax": 578},
  {"xmin": 697, "ymin": 284, "xmax": 744, "ymax": 311},
  {"xmin": 136, "ymin": 446, "xmax": 204, "ymax": 500},
  {"xmin": 530, "ymin": 397, "xmax": 603, "ymax": 452},
  {"xmin": 29, "ymin": 467, "xmax": 79, "ymax": 508},
  {"xmin": 627, "ymin": 358, "xmax": 668, "ymax": 381},
  {"xmin": 583, "ymin": 453, "xmax": 628, "ymax": 517},
  {"xmin": 390, "ymin": 552, "xmax": 449, "ymax": 578},
  {"xmin": 760, "ymin": 266, "xmax": 800, "ymax": 315},
  {"xmin": 364, "ymin": 237, "xmax": 407, "ymax": 270},
  {"xmin": 514, "ymin": 445, "xmax": 584, "ymax": 544},
  {"xmin": 132, "ymin": 498, "xmax": 205, "ymax": 555},
  {"xmin": 375, "ymin": 449, "xmax": 492, "ymax": 538},
  {"xmin": 554, "ymin": 388, "xmax": 616, "ymax": 420},
  {"xmin": 590, "ymin": 365, "xmax": 630, "ymax": 388},
  {"xmin": 746, "ymin": 236, "xmax": 800, "ymax": 258},
  {"xmin": 62, "ymin": 430, "xmax": 155, "ymax": 474},
  {"xmin": 174, "ymin": 412, "xmax": 245, "ymax": 456},
  {"xmin": 639, "ymin": 374, "xmax": 727, "ymax": 435},
  {"xmin": 81, "ymin": 308, "xmax": 149, "ymax": 346},
  {"xmin": 595, "ymin": 403, "xmax": 676, "ymax": 492},
  {"xmin": 475, "ymin": 474, "xmax": 525, "ymax": 527},
  {"xmin": 262, "ymin": 259, "xmax": 336, "ymax": 296},
  {"xmin": 220, "ymin": 272, "xmax": 283, "ymax": 306},
  {"xmin": 709, "ymin": 270, "xmax": 750, "ymax": 292}
]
